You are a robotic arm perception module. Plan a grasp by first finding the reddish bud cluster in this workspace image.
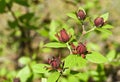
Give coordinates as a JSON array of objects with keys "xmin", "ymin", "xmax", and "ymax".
[
  {"xmin": 70, "ymin": 42, "xmax": 88, "ymax": 58},
  {"xmin": 55, "ymin": 28, "xmax": 70, "ymax": 43},
  {"xmin": 48, "ymin": 56, "xmax": 61, "ymax": 70},
  {"xmin": 94, "ymin": 17, "xmax": 104, "ymax": 27},
  {"xmin": 77, "ymin": 10, "xmax": 86, "ymax": 20}
]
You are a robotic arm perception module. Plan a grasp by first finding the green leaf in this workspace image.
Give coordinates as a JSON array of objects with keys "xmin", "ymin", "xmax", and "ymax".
[
  {"xmin": 16, "ymin": 66, "xmax": 32, "ymax": 82},
  {"xmin": 5, "ymin": 0, "xmax": 11, "ymax": 3},
  {"xmin": 100, "ymin": 13, "xmax": 109, "ymax": 21},
  {"xmin": 75, "ymin": 72, "xmax": 89, "ymax": 81},
  {"xmin": 8, "ymin": 20, "xmax": 17, "ymax": 28},
  {"xmin": 0, "ymin": 0, "xmax": 6, "ymax": 13},
  {"xmin": 87, "ymin": 43, "xmax": 100, "ymax": 51},
  {"xmin": 64, "ymin": 55, "xmax": 86, "ymax": 69},
  {"xmin": 102, "ymin": 24, "xmax": 113, "ymax": 29},
  {"xmin": 96, "ymin": 28, "xmax": 112, "ymax": 35},
  {"xmin": 49, "ymin": 20, "xmax": 59, "ymax": 40},
  {"xmin": 32, "ymin": 64, "xmax": 49, "ymax": 73},
  {"xmin": 64, "ymin": 55, "xmax": 77, "ymax": 68},
  {"xmin": 37, "ymin": 28, "xmax": 49, "ymax": 37},
  {"xmin": 14, "ymin": 0, "xmax": 29, "ymax": 6},
  {"xmin": 68, "ymin": 28, "xmax": 75, "ymax": 36},
  {"xmin": 47, "ymin": 72, "xmax": 60, "ymax": 82},
  {"xmin": 18, "ymin": 56, "xmax": 31, "ymax": 65},
  {"xmin": 67, "ymin": 12, "xmax": 78, "ymax": 20},
  {"xmin": 44, "ymin": 42, "xmax": 67, "ymax": 48},
  {"xmin": 59, "ymin": 77, "xmax": 68, "ymax": 82},
  {"xmin": 68, "ymin": 75, "xmax": 79, "ymax": 82},
  {"xmin": 78, "ymin": 7, "xmax": 85, "ymax": 11},
  {"xmin": 19, "ymin": 13, "xmax": 34, "ymax": 22},
  {"xmin": 106, "ymin": 50, "xmax": 116, "ymax": 62},
  {"xmin": 86, "ymin": 52, "xmax": 108, "ymax": 63},
  {"xmin": 76, "ymin": 56, "xmax": 87, "ymax": 68},
  {"xmin": 0, "ymin": 68, "xmax": 7, "ymax": 76},
  {"xmin": 96, "ymin": 28, "xmax": 112, "ymax": 39}
]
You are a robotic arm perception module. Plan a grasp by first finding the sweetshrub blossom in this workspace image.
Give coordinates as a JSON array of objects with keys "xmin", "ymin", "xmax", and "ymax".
[
  {"xmin": 48, "ymin": 56, "xmax": 62, "ymax": 70},
  {"xmin": 94, "ymin": 17, "xmax": 104, "ymax": 27},
  {"xmin": 70, "ymin": 42, "xmax": 88, "ymax": 58},
  {"xmin": 77, "ymin": 10, "xmax": 86, "ymax": 20},
  {"xmin": 55, "ymin": 28, "xmax": 70, "ymax": 43}
]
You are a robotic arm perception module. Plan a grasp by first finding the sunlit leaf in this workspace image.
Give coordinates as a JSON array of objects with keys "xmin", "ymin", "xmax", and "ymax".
[
  {"xmin": 75, "ymin": 72, "xmax": 89, "ymax": 81},
  {"xmin": 49, "ymin": 20, "xmax": 59, "ymax": 40},
  {"xmin": 32, "ymin": 64, "xmax": 49, "ymax": 73},
  {"xmin": 96, "ymin": 28, "xmax": 112, "ymax": 35},
  {"xmin": 67, "ymin": 12, "xmax": 78, "ymax": 20},
  {"xmin": 68, "ymin": 75, "xmax": 79, "ymax": 82},
  {"xmin": 87, "ymin": 43, "xmax": 100, "ymax": 51},
  {"xmin": 76, "ymin": 56, "xmax": 87, "ymax": 68},
  {"xmin": 38, "ymin": 28, "xmax": 49, "ymax": 37},
  {"xmin": 102, "ymin": 24, "xmax": 113, "ymax": 29},
  {"xmin": 86, "ymin": 52, "xmax": 108, "ymax": 63},
  {"xmin": 68, "ymin": 28, "xmax": 75, "ymax": 36},
  {"xmin": 18, "ymin": 56, "xmax": 31, "ymax": 65},
  {"xmin": 64, "ymin": 55, "xmax": 87, "ymax": 69},
  {"xmin": 106, "ymin": 50, "xmax": 116, "ymax": 62},
  {"xmin": 78, "ymin": 7, "xmax": 86, "ymax": 11},
  {"xmin": 64, "ymin": 55, "xmax": 77, "ymax": 68},
  {"xmin": 44, "ymin": 42, "xmax": 67, "ymax": 48},
  {"xmin": 47, "ymin": 72, "xmax": 60, "ymax": 82},
  {"xmin": 16, "ymin": 66, "xmax": 32, "ymax": 82},
  {"xmin": 100, "ymin": 13, "xmax": 109, "ymax": 21}
]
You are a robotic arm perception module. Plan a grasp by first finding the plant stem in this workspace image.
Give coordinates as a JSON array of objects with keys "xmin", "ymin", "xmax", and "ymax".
[
  {"xmin": 78, "ymin": 22, "xmax": 96, "ymax": 42},
  {"xmin": 66, "ymin": 42, "xmax": 72, "ymax": 54},
  {"xmin": 85, "ymin": 26, "xmax": 96, "ymax": 34},
  {"xmin": 78, "ymin": 22, "xmax": 86, "ymax": 42}
]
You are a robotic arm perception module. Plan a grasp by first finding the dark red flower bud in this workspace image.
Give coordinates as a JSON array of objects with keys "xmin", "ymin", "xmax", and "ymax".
[
  {"xmin": 13, "ymin": 78, "xmax": 20, "ymax": 82},
  {"xmin": 48, "ymin": 56, "xmax": 61, "ymax": 69},
  {"xmin": 55, "ymin": 28, "xmax": 70, "ymax": 43},
  {"xmin": 94, "ymin": 17, "xmax": 104, "ymax": 27},
  {"xmin": 76, "ymin": 42, "xmax": 87, "ymax": 54},
  {"xmin": 77, "ymin": 10, "xmax": 86, "ymax": 20},
  {"xmin": 70, "ymin": 42, "xmax": 88, "ymax": 58}
]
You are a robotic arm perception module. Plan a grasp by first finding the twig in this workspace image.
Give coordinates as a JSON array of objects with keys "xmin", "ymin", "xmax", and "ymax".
[
  {"xmin": 78, "ymin": 21, "xmax": 96, "ymax": 42},
  {"xmin": 78, "ymin": 22, "xmax": 86, "ymax": 42},
  {"xmin": 85, "ymin": 26, "xmax": 96, "ymax": 34}
]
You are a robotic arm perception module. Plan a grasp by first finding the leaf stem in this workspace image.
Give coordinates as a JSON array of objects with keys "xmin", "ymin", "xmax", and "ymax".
[
  {"xmin": 85, "ymin": 26, "xmax": 96, "ymax": 34},
  {"xmin": 78, "ymin": 23, "xmax": 96, "ymax": 42},
  {"xmin": 66, "ymin": 42, "xmax": 72, "ymax": 54}
]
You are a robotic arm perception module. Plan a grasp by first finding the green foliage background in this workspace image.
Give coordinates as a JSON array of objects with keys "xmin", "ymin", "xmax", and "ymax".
[{"xmin": 0, "ymin": 0, "xmax": 120, "ymax": 82}]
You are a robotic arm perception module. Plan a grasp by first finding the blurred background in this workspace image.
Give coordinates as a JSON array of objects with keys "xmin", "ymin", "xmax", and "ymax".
[{"xmin": 0, "ymin": 0, "xmax": 120, "ymax": 82}]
